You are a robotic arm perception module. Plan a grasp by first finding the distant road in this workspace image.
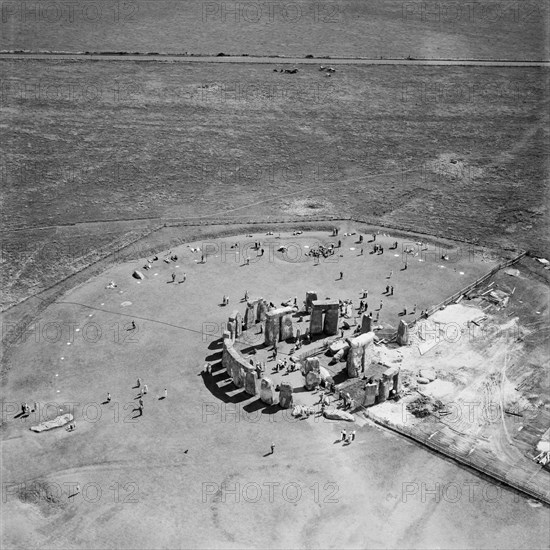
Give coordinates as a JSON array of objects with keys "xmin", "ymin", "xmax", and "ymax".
[{"xmin": 1, "ymin": 53, "xmax": 548, "ymax": 67}]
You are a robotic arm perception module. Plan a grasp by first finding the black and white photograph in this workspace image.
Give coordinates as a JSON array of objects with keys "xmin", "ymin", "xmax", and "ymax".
[{"xmin": 1, "ymin": 2, "xmax": 549, "ymax": 548}]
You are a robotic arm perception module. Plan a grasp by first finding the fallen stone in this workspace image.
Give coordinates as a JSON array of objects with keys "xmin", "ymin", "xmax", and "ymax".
[
  {"xmin": 323, "ymin": 408, "xmax": 355, "ymax": 422},
  {"xmin": 419, "ymin": 368, "xmax": 436, "ymax": 382},
  {"xmin": 31, "ymin": 414, "xmax": 73, "ymax": 432},
  {"xmin": 329, "ymin": 339, "xmax": 348, "ymax": 355},
  {"xmin": 417, "ymin": 377, "xmax": 430, "ymax": 384},
  {"xmin": 132, "ymin": 270, "xmax": 145, "ymax": 280}
]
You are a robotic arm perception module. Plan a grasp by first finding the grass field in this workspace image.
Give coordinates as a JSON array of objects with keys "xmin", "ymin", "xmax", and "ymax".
[
  {"xmin": 1, "ymin": 60, "xmax": 548, "ymax": 309},
  {"xmin": 2, "ymin": 229, "xmax": 549, "ymax": 549},
  {"xmin": 1, "ymin": 0, "xmax": 548, "ymax": 60}
]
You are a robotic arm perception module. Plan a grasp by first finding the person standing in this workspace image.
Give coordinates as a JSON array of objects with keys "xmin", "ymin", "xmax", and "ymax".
[{"xmin": 270, "ymin": 443, "xmax": 275, "ymax": 455}]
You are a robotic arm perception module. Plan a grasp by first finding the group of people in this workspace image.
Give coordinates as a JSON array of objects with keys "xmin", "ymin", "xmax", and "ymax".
[
  {"xmin": 104, "ymin": 378, "xmax": 167, "ymax": 418},
  {"xmin": 272, "ymin": 358, "xmax": 297, "ymax": 374},
  {"xmin": 307, "ymin": 244, "xmax": 337, "ymax": 262},
  {"xmin": 340, "ymin": 429, "xmax": 357, "ymax": 444}
]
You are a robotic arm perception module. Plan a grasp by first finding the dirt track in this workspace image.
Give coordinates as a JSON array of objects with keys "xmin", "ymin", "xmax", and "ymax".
[{"xmin": 1, "ymin": 53, "xmax": 549, "ymax": 66}]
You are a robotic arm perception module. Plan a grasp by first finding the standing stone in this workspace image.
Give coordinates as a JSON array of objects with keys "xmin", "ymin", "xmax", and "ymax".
[
  {"xmin": 363, "ymin": 382, "xmax": 378, "ymax": 407},
  {"xmin": 280, "ymin": 313, "xmax": 294, "ymax": 341},
  {"xmin": 305, "ymin": 370, "xmax": 321, "ymax": 390},
  {"xmin": 323, "ymin": 306, "xmax": 339, "ymax": 336},
  {"xmin": 229, "ymin": 311, "xmax": 242, "ymax": 338},
  {"xmin": 346, "ymin": 332, "xmax": 375, "ymax": 377},
  {"xmin": 346, "ymin": 340, "xmax": 362, "ymax": 378},
  {"xmin": 361, "ymin": 314, "xmax": 372, "ymax": 334},
  {"xmin": 383, "ymin": 366, "xmax": 401, "ymax": 395},
  {"xmin": 257, "ymin": 300, "xmax": 267, "ymax": 322},
  {"xmin": 232, "ymin": 362, "xmax": 245, "ymax": 388},
  {"xmin": 264, "ymin": 311, "xmax": 280, "ymax": 346},
  {"xmin": 305, "ymin": 291, "xmax": 318, "ymax": 312},
  {"xmin": 377, "ymin": 379, "xmax": 390, "ymax": 402},
  {"xmin": 227, "ymin": 319, "xmax": 236, "ymax": 340},
  {"xmin": 245, "ymin": 302, "xmax": 255, "ymax": 329},
  {"xmin": 397, "ymin": 319, "xmax": 409, "ymax": 346},
  {"xmin": 310, "ymin": 307, "xmax": 323, "ymax": 335},
  {"xmin": 234, "ymin": 311, "xmax": 243, "ymax": 337},
  {"xmin": 303, "ymin": 357, "xmax": 320, "ymax": 376},
  {"xmin": 295, "ymin": 328, "xmax": 301, "ymax": 343},
  {"xmin": 362, "ymin": 343, "xmax": 374, "ymax": 373},
  {"xmin": 244, "ymin": 369, "xmax": 257, "ymax": 396},
  {"xmin": 260, "ymin": 377, "xmax": 277, "ymax": 405},
  {"xmin": 223, "ymin": 340, "xmax": 233, "ymax": 376},
  {"xmin": 279, "ymin": 382, "xmax": 293, "ymax": 409}
]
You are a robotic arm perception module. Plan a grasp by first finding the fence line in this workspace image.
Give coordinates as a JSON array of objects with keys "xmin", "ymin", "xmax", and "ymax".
[
  {"xmin": 396, "ymin": 251, "xmax": 528, "ymax": 335},
  {"xmin": 363, "ymin": 410, "xmax": 550, "ymax": 505}
]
